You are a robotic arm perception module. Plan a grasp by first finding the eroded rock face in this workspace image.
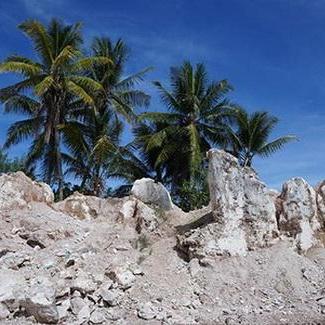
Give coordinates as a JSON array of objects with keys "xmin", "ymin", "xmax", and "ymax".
[
  {"xmin": 177, "ymin": 150, "xmax": 278, "ymax": 258},
  {"xmin": 316, "ymin": 180, "xmax": 325, "ymax": 228},
  {"xmin": 131, "ymin": 178, "xmax": 174, "ymax": 210},
  {"xmin": 54, "ymin": 193, "xmax": 161, "ymax": 237},
  {"xmin": 0, "ymin": 172, "xmax": 53, "ymax": 211},
  {"xmin": 278, "ymin": 178, "xmax": 321, "ymax": 252}
]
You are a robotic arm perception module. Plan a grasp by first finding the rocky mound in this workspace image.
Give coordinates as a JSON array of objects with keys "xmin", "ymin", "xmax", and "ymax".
[{"xmin": 0, "ymin": 151, "xmax": 325, "ymax": 324}]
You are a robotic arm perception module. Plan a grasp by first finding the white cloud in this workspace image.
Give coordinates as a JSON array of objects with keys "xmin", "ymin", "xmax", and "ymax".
[{"xmin": 20, "ymin": 0, "xmax": 65, "ymax": 19}]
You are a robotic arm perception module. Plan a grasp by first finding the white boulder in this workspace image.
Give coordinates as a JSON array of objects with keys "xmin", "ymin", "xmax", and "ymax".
[
  {"xmin": 0, "ymin": 172, "xmax": 53, "ymax": 211},
  {"xmin": 131, "ymin": 178, "xmax": 174, "ymax": 210},
  {"xmin": 278, "ymin": 178, "xmax": 321, "ymax": 252}
]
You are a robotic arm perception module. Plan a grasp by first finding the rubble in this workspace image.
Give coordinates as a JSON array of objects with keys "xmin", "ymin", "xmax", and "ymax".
[{"xmin": 0, "ymin": 162, "xmax": 324, "ymax": 324}]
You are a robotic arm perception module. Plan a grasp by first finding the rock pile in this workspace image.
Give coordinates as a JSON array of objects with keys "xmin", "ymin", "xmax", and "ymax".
[{"xmin": 0, "ymin": 150, "xmax": 324, "ymax": 324}]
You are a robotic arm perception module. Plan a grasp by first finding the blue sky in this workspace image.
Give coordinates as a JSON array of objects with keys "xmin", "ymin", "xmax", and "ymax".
[{"xmin": 0, "ymin": 0, "xmax": 324, "ymax": 189}]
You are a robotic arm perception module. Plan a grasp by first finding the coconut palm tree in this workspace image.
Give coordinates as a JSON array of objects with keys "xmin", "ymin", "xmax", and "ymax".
[
  {"xmin": 0, "ymin": 19, "xmax": 107, "ymax": 199},
  {"xmin": 223, "ymin": 108, "xmax": 297, "ymax": 167},
  {"xmin": 137, "ymin": 61, "xmax": 233, "ymax": 192},
  {"xmin": 88, "ymin": 37, "xmax": 151, "ymax": 119},
  {"xmin": 61, "ymin": 37, "xmax": 151, "ymax": 195},
  {"xmin": 61, "ymin": 109, "xmax": 123, "ymax": 196}
]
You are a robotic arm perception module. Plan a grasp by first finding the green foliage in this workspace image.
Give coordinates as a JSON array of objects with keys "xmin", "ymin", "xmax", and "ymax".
[
  {"xmin": 0, "ymin": 19, "xmax": 297, "ymax": 208},
  {"xmin": 175, "ymin": 168, "xmax": 210, "ymax": 212},
  {"xmin": 0, "ymin": 19, "xmax": 105, "ymax": 200},
  {"xmin": 0, "ymin": 150, "xmax": 25, "ymax": 173},
  {"xmin": 62, "ymin": 37, "xmax": 151, "ymax": 196},
  {"xmin": 136, "ymin": 61, "xmax": 234, "ymax": 192},
  {"xmin": 222, "ymin": 108, "xmax": 297, "ymax": 167}
]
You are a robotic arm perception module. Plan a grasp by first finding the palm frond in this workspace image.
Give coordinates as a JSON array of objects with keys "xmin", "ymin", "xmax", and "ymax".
[
  {"xmin": 259, "ymin": 135, "xmax": 297, "ymax": 157},
  {"xmin": 19, "ymin": 20, "xmax": 53, "ymax": 65},
  {"xmin": 4, "ymin": 117, "xmax": 43, "ymax": 148}
]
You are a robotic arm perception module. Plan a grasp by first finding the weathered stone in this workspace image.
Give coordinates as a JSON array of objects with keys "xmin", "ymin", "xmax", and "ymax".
[
  {"xmin": 136, "ymin": 201, "xmax": 160, "ymax": 232},
  {"xmin": 54, "ymin": 192, "xmax": 101, "ymax": 220},
  {"xmin": 188, "ymin": 258, "xmax": 201, "ymax": 277},
  {"xmin": 70, "ymin": 297, "xmax": 87, "ymax": 316},
  {"xmin": 137, "ymin": 302, "xmax": 157, "ymax": 320},
  {"xmin": 56, "ymin": 299, "xmax": 70, "ymax": 321},
  {"xmin": 90, "ymin": 308, "xmax": 107, "ymax": 324},
  {"xmin": 0, "ymin": 269, "xmax": 25, "ymax": 310},
  {"xmin": 23, "ymin": 285, "xmax": 59, "ymax": 324},
  {"xmin": 316, "ymin": 180, "xmax": 325, "ymax": 228},
  {"xmin": 100, "ymin": 289, "xmax": 122, "ymax": 306},
  {"xmin": 0, "ymin": 172, "xmax": 53, "ymax": 211},
  {"xmin": 177, "ymin": 150, "xmax": 278, "ymax": 258},
  {"xmin": 131, "ymin": 178, "xmax": 174, "ymax": 210},
  {"xmin": 77, "ymin": 303, "xmax": 91, "ymax": 324},
  {"xmin": 107, "ymin": 268, "xmax": 136, "ymax": 290},
  {"xmin": 0, "ymin": 164, "xmax": 324, "ymax": 324},
  {"xmin": 0, "ymin": 303, "xmax": 10, "ymax": 320},
  {"xmin": 72, "ymin": 271, "xmax": 97, "ymax": 294},
  {"xmin": 278, "ymin": 178, "xmax": 321, "ymax": 251}
]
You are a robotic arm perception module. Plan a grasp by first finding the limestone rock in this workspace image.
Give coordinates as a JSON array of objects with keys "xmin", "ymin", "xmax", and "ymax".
[
  {"xmin": 113, "ymin": 270, "xmax": 136, "ymax": 290},
  {"xmin": 100, "ymin": 289, "xmax": 122, "ymax": 306},
  {"xmin": 316, "ymin": 180, "xmax": 325, "ymax": 228},
  {"xmin": 23, "ymin": 285, "xmax": 59, "ymax": 324},
  {"xmin": 72, "ymin": 271, "xmax": 97, "ymax": 294},
  {"xmin": 70, "ymin": 297, "xmax": 87, "ymax": 315},
  {"xmin": 56, "ymin": 299, "xmax": 70, "ymax": 321},
  {"xmin": 54, "ymin": 192, "xmax": 102, "ymax": 220},
  {"xmin": 278, "ymin": 178, "xmax": 321, "ymax": 251},
  {"xmin": 131, "ymin": 178, "xmax": 174, "ymax": 210},
  {"xmin": 89, "ymin": 308, "xmax": 107, "ymax": 324},
  {"xmin": 0, "ymin": 172, "xmax": 53, "ymax": 211},
  {"xmin": 0, "ymin": 303, "xmax": 10, "ymax": 320},
  {"xmin": 177, "ymin": 149, "xmax": 278, "ymax": 258},
  {"xmin": 137, "ymin": 302, "xmax": 157, "ymax": 320},
  {"xmin": 0, "ymin": 269, "xmax": 25, "ymax": 310},
  {"xmin": 0, "ymin": 168, "xmax": 324, "ymax": 324}
]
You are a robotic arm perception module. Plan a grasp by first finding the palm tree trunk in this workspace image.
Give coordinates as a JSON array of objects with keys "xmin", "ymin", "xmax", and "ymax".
[
  {"xmin": 56, "ymin": 132, "xmax": 64, "ymax": 201},
  {"xmin": 54, "ymin": 93, "xmax": 64, "ymax": 201}
]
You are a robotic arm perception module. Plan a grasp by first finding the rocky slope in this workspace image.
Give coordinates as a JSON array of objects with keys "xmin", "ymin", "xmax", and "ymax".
[{"xmin": 0, "ymin": 150, "xmax": 325, "ymax": 324}]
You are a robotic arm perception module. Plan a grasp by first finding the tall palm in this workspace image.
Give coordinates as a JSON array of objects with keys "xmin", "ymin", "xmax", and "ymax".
[
  {"xmin": 0, "ymin": 19, "xmax": 106, "ymax": 199},
  {"xmin": 137, "ymin": 61, "xmax": 233, "ymax": 192},
  {"xmin": 223, "ymin": 108, "xmax": 297, "ymax": 167},
  {"xmin": 61, "ymin": 37, "xmax": 151, "ymax": 194},
  {"xmin": 88, "ymin": 37, "xmax": 151, "ymax": 119},
  {"xmin": 62, "ymin": 109, "xmax": 123, "ymax": 196}
]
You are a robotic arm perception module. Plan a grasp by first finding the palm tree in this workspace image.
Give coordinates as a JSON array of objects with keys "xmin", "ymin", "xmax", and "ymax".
[
  {"xmin": 137, "ymin": 61, "xmax": 233, "ymax": 192},
  {"xmin": 62, "ymin": 109, "xmax": 123, "ymax": 196},
  {"xmin": 88, "ymin": 37, "xmax": 151, "ymax": 119},
  {"xmin": 223, "ymin": 108, "xmax": 297, "ymax": 167},
  {"xmin": 0, "ymin": 19, "xmax": 107, "ymax": 199},
  {"xmin": 61, "ymin": 37, "xmax": 151, "ymax": 195}
]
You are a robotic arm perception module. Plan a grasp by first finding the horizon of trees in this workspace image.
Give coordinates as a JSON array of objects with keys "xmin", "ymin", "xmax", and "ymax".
[{"xmin": 0, "ymin": 19, "xmax": 297, "ymax": 210}]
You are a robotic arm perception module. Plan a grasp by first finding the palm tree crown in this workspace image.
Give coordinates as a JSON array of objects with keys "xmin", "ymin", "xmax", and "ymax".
[
  {"xmin": 223, "ymin": 108, "xmax": 297, "ymax": 167},
  {"xmin": 60, "ymin": 37, "xmax": 151, "ymax": 195},
  {"xmin": 0, "ymin": 19, "xmax": 107, "ymax": 199},
  {"xmin": 137, "ymin": 61, "xmax": 233, "ymax": 191}
]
